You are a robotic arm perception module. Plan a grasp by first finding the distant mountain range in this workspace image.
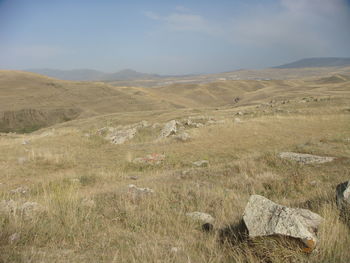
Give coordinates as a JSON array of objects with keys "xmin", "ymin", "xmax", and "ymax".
[
  {"xmin": 274, "ymin": 57, "xmax": 350, "ymax": 69},
  {"xmin": 26, "ymin": 57, "xmax": 350, "ymax": 81},
  {"xmin": 26, "ymin": 68, "xmax": 161, "ymax": 81}
]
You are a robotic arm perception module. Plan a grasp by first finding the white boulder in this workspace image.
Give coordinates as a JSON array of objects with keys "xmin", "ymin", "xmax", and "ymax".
[{"xmin": 243, "ymin": 195, "xmax": 323, "ymax": 251}]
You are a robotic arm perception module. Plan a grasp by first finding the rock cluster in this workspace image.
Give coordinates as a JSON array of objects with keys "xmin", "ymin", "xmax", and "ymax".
[
  {"xmin": 108, "ymin": 128, "xmax": 137, "ymax": 145},
  {"xmin": 279, "ymin": 152, "xmax": 335, "ymax": 164},
  {"xmin": 97, "ymin": 121, "xmax": 149, "ymax": 145},
  {"xmin": 159, "ymin": 120, "xmax": 177, "ymax": 138}
]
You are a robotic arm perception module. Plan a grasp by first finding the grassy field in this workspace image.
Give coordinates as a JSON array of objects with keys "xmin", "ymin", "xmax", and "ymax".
[{"xmin": 0, "ymin": 70, "xmax": 350, "ymax": 262}]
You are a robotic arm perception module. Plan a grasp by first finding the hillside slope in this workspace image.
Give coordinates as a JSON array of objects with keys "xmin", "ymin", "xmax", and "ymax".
[
  {"xmin": 0, "ymin": 71, "xmax": 177, "ymax": 132},
  {"xmin": 1, "ymin": 70, "xmax": 350, "ymax": 132}
]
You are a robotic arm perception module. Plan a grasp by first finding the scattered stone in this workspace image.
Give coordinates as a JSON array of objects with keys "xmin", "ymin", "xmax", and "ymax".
[
  {"xmin": 22, "ymin": 140, "xmax": 30, "ymax": 145},
  {"xmin": 159, "ymin": 120, "xmax": 177, "ymax": 138},
  {"xmin": 336, "ymin": 181, "xmax": 350, "ymax": 211},
  {"xmin": 193, "ymin": 160, "xmax": 209, "ymax": 167},
  {"xmin": 279, "ymin": 152, "xmax": 335, "ymax": 164},
  {"xmin": 170, "ymin": 247, "xmax": 180, "ymax": 253},
  {"xmin": 129, "ymin": 176, "xmax": 139, "ymax": 180},
  {"xmin": 133, "ymin": 153, "xmax": 165, "ymax": 165},
  {"xmin": 234, "ymin": 118, "xmax": 242, "ymax": 123},
  {"xmin": 309, "ymin": 181, "xmax": 318, "ymax": 187},
  {"xmin": 186, "ymin": 212, "xmax": 215, "ymax": 223},
  {"xmin": 0, "ymin": 200, "xmax": 43, "ymax": 218},
  {"xmin": 17, "ymin": 157, "xmax": 27, "ymax": 165},
  {"xmin": 236, "ymin": 111, "xmax": 243, "ymax": 116},
  {"xmin": 98, "ymin": 121, "xmax": 149, "ymax": 144},
  {"xmin": 174, "ymin": 132, "xmax": 190, "ymax": 142},
  {"xmin": 233, "ymin": 97, "xmax": 240, "ymax": 104},
  {"xmin": 243, "ymin": 195, "xmax": 323, "ymax": 252},
  {"xmin": 9, "ymin": 232, "xmax": 20, "ymax": 244},
  {"xmin": 109, "ymin": 128, "xmax": 137, "ymax": 145},
  {"xmin": 128, "ymin": 184, "xmax": 154, "ymax": 199},
  {"xmin": 10, "ymin": 186, "xmax": 29, "ymax": 195},
  {"xmin": 21, "ymin": 202, "xmax": 43, "ymax": 218}
]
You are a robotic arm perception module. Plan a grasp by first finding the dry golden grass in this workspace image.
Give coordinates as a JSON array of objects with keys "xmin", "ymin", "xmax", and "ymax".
[{"xmin": 0, "ymin": 73, "xmax": 350, "ymax": 262}]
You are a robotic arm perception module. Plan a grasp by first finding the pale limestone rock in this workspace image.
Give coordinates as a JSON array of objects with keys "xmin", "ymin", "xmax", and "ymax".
[
  {"xmin": 243, "ymin": 195, "xmax": 323, "ymax": 251},
  {"xmin": 279, "ymin": 152, "xmax": 334, "ymax": 164},
  {"xmin": 9, "ymin": 232, "xmax": 20, "ymax": 244},
  {"xmin": 109, "ymin": 128, "xmax": 137, "ymax": 145},
  {"xmin": 10, "ymin": 186, "xmax": 29, "ymax": 195},
  {"xmin": 193, "ymin": 160, "xmax": 209, "ymax": 167},
  {"xmin": 17, "ymin": 157, "xmax": 27, "ymax": 165},
  {"xmin": 0, "ymin": 200, "xmax": 43, "ymax": 218},
  {"xmin": 159, "ymin": 120, "xmax": 177, "ymax": 138},
  {"xmin": 186, "ymin": 212, "xmax": 215, "ymax": 223},
  {"xmin": 128, "ymin": 184, "xmax": 154, "ymax": 199}
]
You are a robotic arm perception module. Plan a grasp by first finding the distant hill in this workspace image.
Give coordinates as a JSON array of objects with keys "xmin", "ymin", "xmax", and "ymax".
[
  {"xmin": 26, "ymin": 68, "xmax": 160, "ymax": 81},
  {"xmin": 274, "ymin": 57, "xmax": 350, "ymax": 69}
]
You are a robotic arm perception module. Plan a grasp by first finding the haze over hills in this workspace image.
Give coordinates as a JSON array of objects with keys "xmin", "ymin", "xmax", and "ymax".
[
  {"xmin": 274, "ymin": 57, "xmax": 350, "ymax": 69},
  {"xmin": 26, "ymin": 68, "xmax": 161, "ymax": 81},
  {"xmin": 25, "ymin": 57, "xmax": 350, "ymax": 82}
]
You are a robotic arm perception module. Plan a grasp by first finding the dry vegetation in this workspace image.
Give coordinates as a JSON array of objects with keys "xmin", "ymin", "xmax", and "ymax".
[{"xmin": 0, "ymin": 70, "xmax": 349, "ymax": 262}]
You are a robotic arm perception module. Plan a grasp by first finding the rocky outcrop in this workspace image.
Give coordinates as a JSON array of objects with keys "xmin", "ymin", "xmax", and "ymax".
[
  {"xmin": 159, "ymin": 120, "xmax": 177, "ymax": 138},
  {"xmin": 243, "ymin": 195, "xmax": 323, "ymax": 252},
  {"xmin": 98, "ymin": 120, "xmax": 149, "ymax": 145},
  {"xmin": 108, "ymin": 128, "xmax": 137, "ymax": 145},
  {"xmin": 279, "ymin": 152, "xmax": 335, "ymax": 164}
]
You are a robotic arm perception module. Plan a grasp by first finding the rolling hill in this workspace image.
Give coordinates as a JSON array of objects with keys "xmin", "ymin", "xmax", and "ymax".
[{"xmin": 1, "ymin": 68, "xmax": 350, "ymax": 133}]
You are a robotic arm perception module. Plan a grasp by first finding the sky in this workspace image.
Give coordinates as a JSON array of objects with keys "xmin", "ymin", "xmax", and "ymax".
[{"xmin": 0, "ymin": 0, "xmax": 350, "ymax": 75}]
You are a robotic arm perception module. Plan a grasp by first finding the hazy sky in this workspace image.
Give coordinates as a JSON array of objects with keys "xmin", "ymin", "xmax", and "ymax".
[{"xmin": 1, "ymin": 0, "xmax": 350, "ymax": 74}]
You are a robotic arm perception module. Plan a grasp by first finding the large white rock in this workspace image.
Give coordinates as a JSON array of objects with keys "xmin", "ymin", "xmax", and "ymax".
[
  {"xmin": 279, "ymin": 152, "xmax": 334, "ymax": 164},
  {"xmin": 159, "ymin": 120, "xmax": 177, "ymax": 138},
  {"xmin": 243, "ymin": 195, "xmax": 323, "ymax": 251}
]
